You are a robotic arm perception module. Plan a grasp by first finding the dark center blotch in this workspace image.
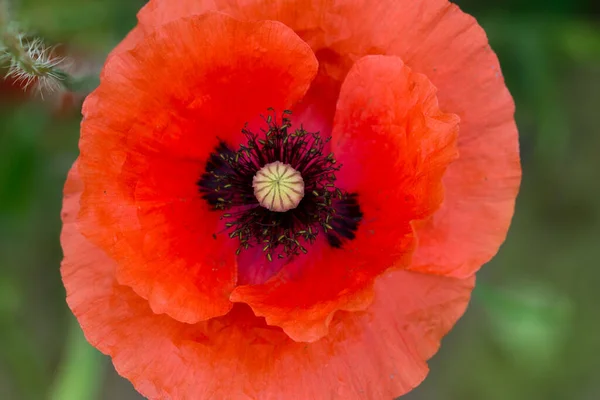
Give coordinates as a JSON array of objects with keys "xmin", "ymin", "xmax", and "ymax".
[{"xmin": 197, "ymin": 110, "xmax": 362, "ymax": 261}]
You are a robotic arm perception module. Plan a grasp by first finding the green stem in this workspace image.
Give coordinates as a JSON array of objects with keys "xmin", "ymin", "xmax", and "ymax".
[
  {"xmin": 1, "ymin": 0, "xmax": 100, "ymax": 94},
  {"xmin": 50, "ymin": 318, "xmax": 104, "ymax": 400}
]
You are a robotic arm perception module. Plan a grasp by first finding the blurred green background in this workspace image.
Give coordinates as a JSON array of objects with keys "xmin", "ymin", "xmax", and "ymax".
[{"xmin": 1, "ymin": 0, "xmax": 599, "ymax": 399}]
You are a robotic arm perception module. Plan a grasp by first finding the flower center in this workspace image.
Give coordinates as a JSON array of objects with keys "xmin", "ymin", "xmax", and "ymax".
[
  {"xmin": 198, "ymin": 111, "xmax": 362, "ymax": 261},
  {"xmin": 253, "ymin": 161, "xmax": 304, "ymax": 212}
]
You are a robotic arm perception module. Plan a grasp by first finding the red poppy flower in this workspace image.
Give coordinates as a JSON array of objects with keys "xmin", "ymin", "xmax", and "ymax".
[{"xmin": 61, "ymin": 0, "xmax": 520, "ymax": 398}]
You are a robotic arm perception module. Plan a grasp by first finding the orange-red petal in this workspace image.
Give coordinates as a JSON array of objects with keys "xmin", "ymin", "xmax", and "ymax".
[
  {"xmin": 62, "ymin": 164, "xmax": 474, "ymax": 399},
  {"xmin": 230, "ymin": 55, "xmax": 459, "ymax": 342},
  {"xmin": 62, "ymin": 1, "xmax": 521, "ymax": 396},
  {"xmin": 77, "ymin": 13, "xmax": 318, "ymax": 323},
  {"xmin": 133, "ymin": 0, "xmax": 521, "ymax": 278}
]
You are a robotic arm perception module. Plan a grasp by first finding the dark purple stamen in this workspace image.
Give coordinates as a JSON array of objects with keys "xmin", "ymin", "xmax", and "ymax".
[{"xmin": 198, "ymin": 111, "xmax": 362, "ymax": 260}]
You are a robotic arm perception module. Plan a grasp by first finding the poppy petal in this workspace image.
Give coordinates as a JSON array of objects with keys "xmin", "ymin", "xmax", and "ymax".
[
  {"xmin": 135, "ymin": 0, "xmax": 341, "ymax": 136},
  {"xmin": 230, "ymin": 55, "xmax": 459, "ymax": 343},
  {"xmin": 77, "ymin": 13, "xmax": 319, "ymax": 323},
  {"xmin": 62, "ymin": 166, "xmax": 474, "ymax": 399},
  {"xmin": 389, "ymin": 9, "xmax": 521, "ymax": 278},
  {"xmin": 134, "ymin": 0, "xmax": 521, "ymax": 278}
]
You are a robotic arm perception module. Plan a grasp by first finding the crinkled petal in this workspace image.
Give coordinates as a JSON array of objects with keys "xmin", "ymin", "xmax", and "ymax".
[
  {"xmin": 133, "ymin": 0, "xmax": 521, "ymax": 278},
  {"xmin": 77, "ymin": 13, "xmax": 318, "ymax": 323},
  {"xmin": 61, "ymin": 165, "xmax": 474, "ymax": 399},
  {"xmin": 231, "ymin": 55, "xmax": 459, "ymax": 342}
]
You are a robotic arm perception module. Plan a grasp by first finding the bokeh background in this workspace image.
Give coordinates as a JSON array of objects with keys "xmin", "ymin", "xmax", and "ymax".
[{"xmin": 1, "ymin": 0, "xmax": 599, "ymax": 399}]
